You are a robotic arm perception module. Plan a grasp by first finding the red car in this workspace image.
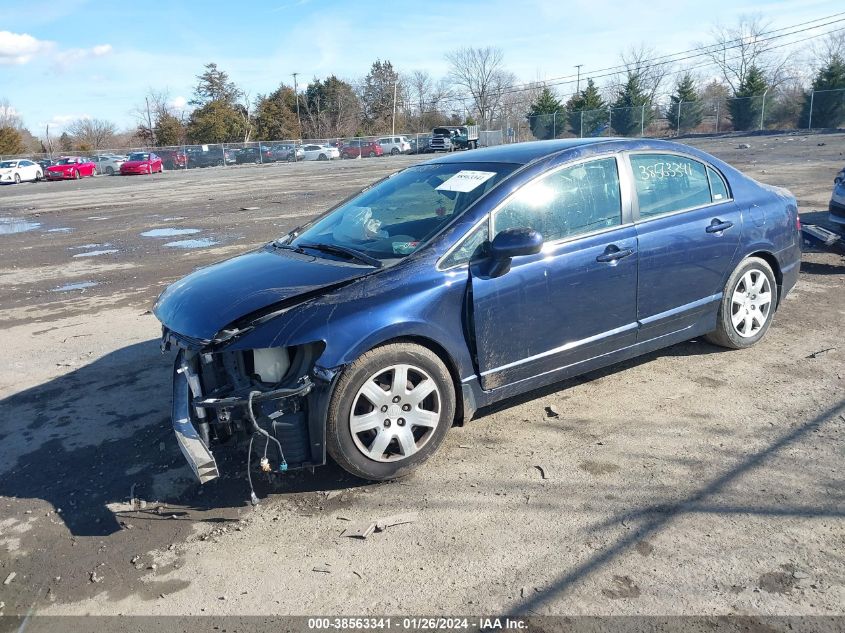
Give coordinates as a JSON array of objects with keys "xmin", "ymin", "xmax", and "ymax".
[
  {"xmin": 120, "ymin": 152, "xmax": 163, "ymax": 175},
  {"xmin": 156, "ymin": 149, "xmax": 187, "ymax": 170},
  {"xmin": 45, "ymin": 156, "xmax": 96, "ymax": 180},
  {"xmin": 340, "ymin": 140, "xmax": 384, "ymax": 159}
]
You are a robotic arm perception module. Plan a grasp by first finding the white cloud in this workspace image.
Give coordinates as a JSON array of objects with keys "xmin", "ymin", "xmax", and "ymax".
[
  {"xmin": 170, "ymin": 95, "xmax": 188, "ymax": 110},
  {"xmin": 0, "ymin": 31, "xmax": 54, "ymax": 65},
  {"xmin": 55, "ymin": 43, "xmax": 114, "ymax": 68},
  {"xmin": 37, "ymin": 114, "xmax": 89, "ymax": 134}
]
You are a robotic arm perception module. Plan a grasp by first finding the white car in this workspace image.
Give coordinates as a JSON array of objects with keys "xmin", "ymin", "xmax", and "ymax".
[
  {"xmin": 830, "ymin": 166, "xmax": 845, "ymax": 230},
  {"xmin": 91, "ymin": 154, "xmax": 126, "ymax": 176},
  {"xmin": 0, "ymin": 159, "xmax": 43, "ymax": 184},
  {"xmin": 302, "ymin": 144, "xmax": 340, "ymax": 161},
  {"xmin": 378, "ymin": 136, "xmax": 412, "ymax": 155}
]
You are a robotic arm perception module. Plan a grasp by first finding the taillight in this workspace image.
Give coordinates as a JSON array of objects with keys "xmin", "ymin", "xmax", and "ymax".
[{"xmin": 796, "ymin": 214, "xmax": 801, "ymax": 231}]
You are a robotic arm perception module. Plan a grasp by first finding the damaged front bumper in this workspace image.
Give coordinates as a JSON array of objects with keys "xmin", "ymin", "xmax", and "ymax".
[{"xmin": 170, "ymin": 344, "xmax": 324, "ymax": 484}]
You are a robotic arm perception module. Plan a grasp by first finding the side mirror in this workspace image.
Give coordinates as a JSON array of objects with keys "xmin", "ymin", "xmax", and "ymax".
[{"xmin": 488, "ymin": 227, "xmax": 543, "ymax": 277}]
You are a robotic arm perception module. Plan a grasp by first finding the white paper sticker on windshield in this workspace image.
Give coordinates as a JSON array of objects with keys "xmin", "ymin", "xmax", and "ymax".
[{"xmin": 436, "ymin": 170, "xmax": 497, "ymax": 193}]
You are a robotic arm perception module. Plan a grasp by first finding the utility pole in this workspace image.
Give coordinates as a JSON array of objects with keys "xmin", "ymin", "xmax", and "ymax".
[
  {"xmin": 575, "ymin": 64, "xmax": 583, "ymax": 94},
  {"xmin": 392, "ymin": 81, "xmax": 398, "ymax": 136},
  {"xmin": 292, "ymin": 72, "xmax": 301, "ymax": 161}
]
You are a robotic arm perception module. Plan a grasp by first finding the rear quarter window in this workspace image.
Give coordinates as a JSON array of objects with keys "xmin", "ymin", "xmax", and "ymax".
[{"xmin": 630, "ymin": 153, "xmax": 712, "ymax": 218}]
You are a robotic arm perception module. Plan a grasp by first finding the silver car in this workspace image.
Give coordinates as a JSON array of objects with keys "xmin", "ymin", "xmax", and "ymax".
[{"xmin": 830, "ymin": 166, "xmax": 845, "ymax": 230}]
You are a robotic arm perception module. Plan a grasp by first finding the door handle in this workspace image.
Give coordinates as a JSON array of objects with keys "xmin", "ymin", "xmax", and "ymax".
[
  {"xmin": 596, "ymin": 246, "xmax": 635, "ymax": 263},
  {"xmin": 706, "ymin": 219, "xmax": 734, "ymax": 233}
]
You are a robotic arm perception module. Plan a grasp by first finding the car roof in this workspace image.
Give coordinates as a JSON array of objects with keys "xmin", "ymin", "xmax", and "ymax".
[{"xmin": 423, "ymin": 138, "xmax": 706, "ymax": 166}]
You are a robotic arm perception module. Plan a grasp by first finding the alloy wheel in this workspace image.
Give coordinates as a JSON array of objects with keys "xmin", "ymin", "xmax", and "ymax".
[
  {"xmin": 730, "ymin": 269, "xmax": 772, "ymax": 337},
  {"xmin": 349, "ymin": 364, "xmax": 441, "ymax": 462}
]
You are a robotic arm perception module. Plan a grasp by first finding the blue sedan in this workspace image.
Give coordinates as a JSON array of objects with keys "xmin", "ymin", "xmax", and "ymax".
[{"xmin": 154, "ymin": 138, "xmax": 801, "ymax": 486}]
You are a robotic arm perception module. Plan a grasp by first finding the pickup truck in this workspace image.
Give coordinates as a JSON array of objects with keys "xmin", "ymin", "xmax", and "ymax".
[{"xmin": 428, "ymin": 126, "xmax": 479, "ymax": 152}]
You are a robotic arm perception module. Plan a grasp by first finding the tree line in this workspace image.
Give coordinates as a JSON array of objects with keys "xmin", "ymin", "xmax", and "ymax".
[{"xmin": 1, "ymin": 17, "xmax": 844, "ymax": 154}]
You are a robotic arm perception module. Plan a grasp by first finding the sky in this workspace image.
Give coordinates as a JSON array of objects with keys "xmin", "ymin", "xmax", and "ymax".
[{"xmin": 0, "ymin": 0, "xmax": 840, "ymax": 134}]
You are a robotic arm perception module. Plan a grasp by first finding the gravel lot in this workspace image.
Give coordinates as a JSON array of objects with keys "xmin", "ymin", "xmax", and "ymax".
[{"xmin": 0, "ymin": 133, "xmax": 843, "ymax": 619}]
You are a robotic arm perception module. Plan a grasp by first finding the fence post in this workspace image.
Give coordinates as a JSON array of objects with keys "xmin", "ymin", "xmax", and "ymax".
[
  {"xmin": 580, "ymin": 111, "xmax": 584, "ymax": 138},
  {"xmin": 222, "ymin": 142, "xmax": 226, "ymax": 167},
  {"xmin": 608, "ymin": 108, "xmax": 612, "ymax": 135},
  {"xmin": 258, "ymin": 140, "xmax": 263, "ymax": 164},
  {"xmin": 715, "ymin": 101, "xmax": 720, "ymax": 134},
  {"xmin": 552, "ymin": 112, "xmax": 556, "ymax": 138},
  {"xmin": 677, "ymin": 100, "xmax": 683, "ymax": 135},
  {"xmin": 759, "ymin": 88, "xmax": 769, "ymax": 131},
  {"xmin": 641, "ymin": 104, "xmax": 645, "ymax": 137},
  {"xmin": 808, "ymin": 89, "xmax": 815, "ymax": 130}
]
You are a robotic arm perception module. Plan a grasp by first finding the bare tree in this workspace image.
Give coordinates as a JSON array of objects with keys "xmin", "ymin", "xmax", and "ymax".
[
  {"xmin": 701, "ymin": 15, "xmax": 790, "ymax": 93},
  {"xmin": 0, "ymin": 99, "xmax": 22, "ymax": 129},
  {"xmin": 812, "ymin": 30, "xmax": 845, "ymax": 68},
  {"xmin": 445, "ymin": 46, "xmax": 514, "ymax": 126},
  {"xmin": 619, "ymin": 45, "xmax": 671, "ymax": 102},
  {"xmin": 67, "ymin": 118, "xmax": 117, "ymax": 149}
]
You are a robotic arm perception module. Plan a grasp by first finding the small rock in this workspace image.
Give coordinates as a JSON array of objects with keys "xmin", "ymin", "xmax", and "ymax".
[
  {"xmin": 817, "ymin": 142, "xmax": 826, "ymax": 146},
  {"xmin": 168, "ymin": 544, "xmax": 175, "ymax": 551},
  {"xmin": 159, "ymin": 593, "xmax": 165, "ymax": 599},
  {"xmin": 24, "ymin": 510, "xmax": 32, "ymax": 514},
  {"xmin": 738, "ymin": 143, "xmax": 751, "ymax": 149},
  {"xmin": 219, "ymin": 595, "xmax": 227, "ymax": 600},
  {"xmin": 89, "ymin": 571, "xmax": 103, "ymax": 583},
  {"xmin": 54, "ymin": 576, "xmax": 61, "ymax": 582},
  {"xmin": 148, "ymin": 563, "xmax": 158, "ymax": 571},
  {"xmin": 3, "ymin": 572, "xmax": 16, "ymax": 585},
  {"xmin": 130, "ymin": 555, "xmax": 140, "ymax": 564},
  {"xmin": 545, "ymin": 404, "xmax": 560, "ymax": 418},
  {"xmin": 139, "ymin": 500, "xmax": 147, "ymax": 510},
  {"xmin": 793, "ymin": 570, "xmax": 809, "ymax": 580}
]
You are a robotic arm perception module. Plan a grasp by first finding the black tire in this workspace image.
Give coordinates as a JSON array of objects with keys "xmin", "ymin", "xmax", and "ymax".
[
  {"xmin": 705, "ymin": 256, "xmax": 778, "ymax": 349},
  {"xmin": 368, "ymin": 151, "xmax": 376, "ymax": 158},
  {"xmin": 326, "ymin": 342, "xmax": 455, "ymax": 481},
  {"xmin": 74, "ymin": 170, "xmax": 81, "ymax": 180},
  {"xmin": 35, "ymin": 170, "xmax": 42, "ymax": 182},
  {"xmin": 14, "ymin": 173, "xmax": 21, "ymax": 184},
  {"xmin": 106, "ymin": 166, "xmax": 114, "ymax": 176},
  {"xmin": 390, "ymin": 147, "xmax": 399, "ymax": 155},
  {"xmin": 318, "ymin": 153, "xmax": 327, "ymax": 161}
]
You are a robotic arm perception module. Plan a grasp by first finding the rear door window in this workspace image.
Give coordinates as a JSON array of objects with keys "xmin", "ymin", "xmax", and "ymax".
[
  {"xmin": 707, "ymin": 166, "xmax": 730, "ymax": 201},
  {"xmin": 630, "ymin": 153, "xmax": 712, "ymax": 218}
]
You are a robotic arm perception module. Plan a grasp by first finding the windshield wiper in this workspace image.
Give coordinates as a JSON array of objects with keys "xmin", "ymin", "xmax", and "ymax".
[{"xmin": 298, "ymin": 242, "xmax": 383, "ymax": 268}]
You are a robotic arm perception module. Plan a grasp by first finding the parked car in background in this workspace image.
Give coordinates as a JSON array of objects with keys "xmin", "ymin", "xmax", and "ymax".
[
  {"xmin": 341, "ymin": 139, "xmax": 384, "ymax": 159},
  {"xmin": 158, "ymin": 149, "xmax": 188, "ymax": 170},
  {"xmin": 302, "ymin": 144, "xmax": 340, "ymax": 161},
  {"xmin": 152, "ymin": 138, "xmax": 801, "ymax": 487},
  {"xmin": 186, "ymin": 147, "xmax": 238, "ymax": 168},
  {"xmin": 45, "ymin": 156, "xmax": 96, "ymax": 180},
  {"xmin": 830, "ymin": 166, "xmax": 845, "ymax": 231},
  {"xmin": 120, "ymin": 152, "xmax": 163, "ymax": 175},
  {"xmin": 91, "ymin": 154, "xmax": 126, "ymax": 176},
  {"xmin": 273, "ymin": 144, "xmax": 305, "ymax": 161},
  {"xmin": 235, "ymin": 146, "xmax": 276, "ymax": 164},
  {"xmin": 409, "ymin": 135, "xmax": 432, "ymax": 154},
  {"xmin": 378, "ymin": 136, "xmax": 412, "ymax": 155},
  {"xmin": 0, "ymin": 159, "xmax": 43, "ymax": 184}
]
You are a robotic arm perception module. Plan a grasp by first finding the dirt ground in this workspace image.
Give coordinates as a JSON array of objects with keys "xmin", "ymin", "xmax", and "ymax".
[{"xmin": 0, "ymin": 133, "xmax": 843, "ymax": 620}]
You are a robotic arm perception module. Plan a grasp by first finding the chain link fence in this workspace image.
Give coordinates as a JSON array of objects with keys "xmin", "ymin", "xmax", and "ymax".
[{"xmin": 515, "ymin": 87, "xmax": 845, "ymax": 142}]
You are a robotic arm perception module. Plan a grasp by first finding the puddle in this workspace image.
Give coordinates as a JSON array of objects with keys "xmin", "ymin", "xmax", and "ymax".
[
  {"xmin": 72, "ymin": 249, "xmax": 119, "ymax": 258},
  {"xmin": 52, "ymin": 281, "xmax": 99, "ymax": 292},
  {"xmin": 141, "ymin": 228, "xmax": 201, "ymax": 238},
  {"xmin": 47, "ymin": 227, "xmax": 74, "ymax": 233},
  {"xmin": 164, "ymin": 238, "xmax": 220, "ymax": 249},
  {"xmin": 87, "ymin": 216, "xmax": 110, "ymax": 220},
  {"xmin": 160, "ymin": 216, "xmax": 186, "ymax": 221},
  {"xmin": 0, "ymin": 217, "xmax": 42, "ymax": 235},
  {"xmin": 70, "ymin": 243, "xmax": 110, "ymax": 250}
]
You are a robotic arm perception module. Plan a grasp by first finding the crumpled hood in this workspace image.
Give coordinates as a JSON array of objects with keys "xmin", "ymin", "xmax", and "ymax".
[{"xmin": 153, "ymin": 245, "xmax": 371, "ymax": 342}]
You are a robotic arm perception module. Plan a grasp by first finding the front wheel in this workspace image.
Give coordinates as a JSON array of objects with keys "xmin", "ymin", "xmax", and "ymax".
[
  {"xmin": 705, "ymin": 256, "xmax": 778, "ymax": 349},
  {"xmin": 390, "ymin": 147, "xmax": 399, "ymax": 155},
  {"xmin": 106, "ymin": 166, "xmax": 114, "ymax": 176},
  {"xmin": 74, "ymin": 170, "xmax": 81, "ymax": 180},
  {"xmin": 368, "ymin": 151, "xmax": 376, "ymax": 158},
  {"xmin": 14, "ymin": 173, "xmax": 21, "ymax": 184},
  {"xmin": 327, "ymin": 342, "xmax": 455, "ymax": 481}
]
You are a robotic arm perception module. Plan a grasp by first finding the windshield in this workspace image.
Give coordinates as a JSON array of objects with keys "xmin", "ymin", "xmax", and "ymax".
[
  {"xmin": 288, "ymin": 162, "xmax": 516, "ymax": 260},
  {"xmin": 129, "ymin": 153, "xmax": 149, "ymax": 161},
  {"xmin": 0, "ymin": 161, "xmax": 16, "ymax": 168}
]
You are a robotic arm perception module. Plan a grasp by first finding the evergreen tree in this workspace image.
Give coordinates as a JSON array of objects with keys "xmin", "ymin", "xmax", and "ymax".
[
  {"xmin": 610, "ymin": 72, "xmax": 652, "ymax": 137},
  {"xmin": 800, "ymin": 54, "xmax": 845, "ymax": 128},
  {"xmin": 187, "ymin": 100, "xmax": 247, "ymax": 143},
  {"xmin": 565, "ymin": 79, "xmax": 606, "ymax": 136},
  {"xmin": 155, "ymin": 112, "xmax": 185, "ymax": 146},
  {"xmin": 728, "ymin": 65, "xmax": 767, "ymax": 131},
  {"xmin": 527, "ymin": 86, "xmax": 563, "ymax": 140},
  {"xmin": 302, "ymin": 76, "xmax": 361, "ymax": 138},
  {"xmin": 0, "ymin": 126, "xmax": 24, "ymax": 154},
  {"xmin": 253, "ymin": 85, "xmax": 300, "ymax": 141},
  {"xmin": 190, "ymin": 63, "xmax": 241, "ymax": 107},
  {"xmin": 59, "ymin": 132, "xmax": 73, "ymax": 152},
  {"xmin": 665, "ymin": 74, "xmax": 704, "ymax": 134},
  {"xmin": 361, "ymin": 60, "xmax": 403, "ymax": 133}
]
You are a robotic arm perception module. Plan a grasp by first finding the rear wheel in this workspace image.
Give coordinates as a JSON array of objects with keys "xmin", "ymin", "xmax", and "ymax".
[
  {"xmin": 14, "ymin": 173, "xmax": 21, "ymax": 184},
  {"xmin": 318, "ymin": 153, "xmax": 327, "ymax": 161},
  {"xmin": 368, "ymin": 151, "xmax": 376, "ymax": 158},
  {"xmin": 327, "ymin": 342, "xmax": 455, "ymax": 481},
  {"xmin": 390, "ymin": 147, "xmax": 399, "ymax": 155},
  {"xmin": 106, "ymin": 166, "xmax": 114, "ymax": 176},
  {"xmin": 74, "ymin": 170, "xmax": 81, "ymax": 180},
  {"xmin": 705, "ymin": 256, "xmax": 777, "ymax": 349}
]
